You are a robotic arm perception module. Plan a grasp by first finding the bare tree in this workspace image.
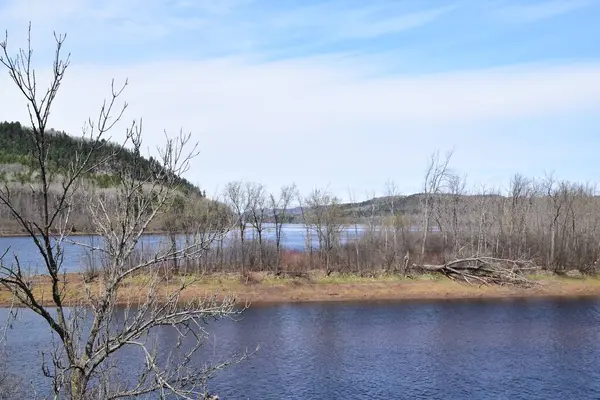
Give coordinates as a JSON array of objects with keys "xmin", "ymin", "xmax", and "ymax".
[
  {"xmin": 505, "ymin": 174, "xmax": 532, "ymax": 260},
  {"xmin": 223, "ymin": 181, "xmax": 250, "ymax": 273},
  {"xmin": 305, "ymin": 188, "xmax": 344, "ymax": 275},
  {"xmin": 474, "ymin": 185, "xmax": 491, "ymax": 256},
  {"xmin": 269, "ymin": 184, "xmax": 297, "ymax": 270},
  {"xmin": 246, "ymin": 182, "xmax": 267, "ymax": 269},
  {"xmin": 297, "ymin": 192, "xmax": 314, "ymax": 271},
  {"xmin": 383, "ymin": 180, "xmax": 400, "ymax": 268},
  {"xmin": 164, "ymin": 194, "xmax": 186, "ymax": 274},
  {"xmin": 429, "ymin": 171, "xmax": 466, "ymax": 259},
  {"xmin": 420, "ymin": 150, "xmax": 453, "ymax": 263},
  {"xmin": 0, "ymin": 27, "xmax": 247, "ymax": 399},
  {"xmin": 365, "ymin": 190, "xmax": 379, "ymax": 271},
  {"xmin": 443, "ymin": 173, "xmax": 467, "ymax": 258},
  {"xmin": 543, "ymin": 174, "xmax": 563, "ymax": 270},
  {"xmin": 347, "ymin": 189, "xmax": 362, "ymax": 273}
]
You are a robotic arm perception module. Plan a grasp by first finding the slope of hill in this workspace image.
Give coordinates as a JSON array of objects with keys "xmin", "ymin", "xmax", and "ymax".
[
  {"xmin": 0, "ymin": 121, "xmax": 223, "ymax": 235},
  {"xmin": 0, "ymin": 121, "xmax": 202, "ymax": 194}
]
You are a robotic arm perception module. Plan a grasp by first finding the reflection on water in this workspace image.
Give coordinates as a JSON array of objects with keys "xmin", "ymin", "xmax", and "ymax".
[{"xmin": 2, "ymin": 298, "xmax": 600, "ymax": 399}]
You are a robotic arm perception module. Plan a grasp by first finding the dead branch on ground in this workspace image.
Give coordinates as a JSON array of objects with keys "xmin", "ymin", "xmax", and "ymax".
[{"xmin": 416, "ymin": 257, "xmax": 539, "ymax": 287}]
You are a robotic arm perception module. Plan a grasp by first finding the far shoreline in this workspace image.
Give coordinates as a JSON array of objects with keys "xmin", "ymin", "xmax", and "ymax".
[
  {"xmin": 2, "ymin": 273, "xmax": 600, "ymax": 308},
  {"xmin": 0, "ymin": 230, "xmax": 188, "ymax": 238}
]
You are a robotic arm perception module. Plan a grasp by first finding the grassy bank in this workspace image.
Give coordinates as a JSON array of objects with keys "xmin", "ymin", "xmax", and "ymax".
[{"xmin": 2, "ymin": 272, "xmax": 600, "ymax": 307}]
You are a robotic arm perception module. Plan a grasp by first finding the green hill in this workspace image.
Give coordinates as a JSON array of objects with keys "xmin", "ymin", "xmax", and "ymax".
[
  {"xmin": 0, "ymin": 121, "xmax": 203, "ymax": 195},
  {"xmin": 0, "ymin": 121, "xmax": 226, "ymax": 235}
]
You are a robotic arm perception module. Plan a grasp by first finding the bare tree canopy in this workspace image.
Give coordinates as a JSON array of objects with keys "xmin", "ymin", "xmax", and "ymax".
[{"xmin": 420, "ymin": 150, "xmax": 454, "ymax": 264}]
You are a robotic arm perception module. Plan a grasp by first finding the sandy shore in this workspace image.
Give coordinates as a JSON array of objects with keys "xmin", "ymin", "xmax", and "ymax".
[
  {"xmin": 2, "ymin": 273, "xmax": 600, "ymax": 307},
  {"xmin": 229, "ymin": 275, "xmax": 600, "ymax": 305}
]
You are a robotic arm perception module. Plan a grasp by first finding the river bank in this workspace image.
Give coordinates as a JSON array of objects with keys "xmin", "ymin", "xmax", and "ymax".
[
  {"xmin": 220, "ymin": 273, "xmax": 600, "ymax": 305},
  {"xmin": 2, "ymin": 272, "xmax": 600, "ymax": 307}
]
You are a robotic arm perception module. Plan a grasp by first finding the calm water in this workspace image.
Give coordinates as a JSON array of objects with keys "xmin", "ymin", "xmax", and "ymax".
[
  {"xmin": 2, "ymin": 298, "xmax": 600, "ymax": 399},
  {"xmin": 0, "ymin": 224, "xmax": 364, "ymax": 273}
]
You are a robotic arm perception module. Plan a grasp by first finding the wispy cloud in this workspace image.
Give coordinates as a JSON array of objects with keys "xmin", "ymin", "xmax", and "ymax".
[
  {"xmin": 0, "ymin": 0, "xmax": 456, "ymax": 59},
  {"xmin": 187, "ymin": 0, "xmax": 256, "ymax": 15},
  {"xmin": 0, "ymin": 0, "xmax": 216, "ymax": 43},
  {"xmin": 1, "ymin": 0, "xmax": 599, "ymax": 198},
  {"xmin": 494, "ymin": 0, "xmax": 592, "ymax": 23},
  {"xmin": 2, "ymin": 56, "xmax": 599, "ymax": 196},
  {"xmin": 270, "ymin": 2, "xmax": 455, "ymax": 40}
]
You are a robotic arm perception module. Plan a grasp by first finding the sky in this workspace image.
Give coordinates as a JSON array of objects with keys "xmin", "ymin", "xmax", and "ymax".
[{"xmin": 1, "ymin": 0, "xmax": 600, "ymax": 201}]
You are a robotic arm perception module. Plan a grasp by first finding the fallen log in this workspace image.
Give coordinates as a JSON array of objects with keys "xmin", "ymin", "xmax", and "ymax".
[{"xmin": 414, "ymin": 257, "xmax": 539, "ymax": 287}]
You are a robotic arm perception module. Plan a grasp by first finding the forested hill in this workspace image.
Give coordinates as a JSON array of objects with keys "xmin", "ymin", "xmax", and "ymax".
[
  {"xmin": 0, "ymin": 121, "xmax": 202, "ymax": 194},
  {"xmin": 281, "ymin": 193, "xmax": 506, "ymax": 223}
]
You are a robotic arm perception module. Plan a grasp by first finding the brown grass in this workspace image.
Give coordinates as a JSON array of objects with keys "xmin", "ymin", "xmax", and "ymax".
[{"xmin": 2, "ymin": 272, "xmax": 600, "ymax": 307}]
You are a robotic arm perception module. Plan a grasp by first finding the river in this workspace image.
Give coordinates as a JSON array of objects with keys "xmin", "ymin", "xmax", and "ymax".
[
  {"xmin": 0, "ymin": 224, "xmax": 366, "ymax": 274},
  {"xmin": 2, "ymin": 298, "xmax": 600, "ymax": 399}
]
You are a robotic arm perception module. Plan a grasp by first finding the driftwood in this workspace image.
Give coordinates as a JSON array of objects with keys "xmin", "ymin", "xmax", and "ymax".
[{"xmin": 416, "ymin": 257, "xmax": 539, "ymax": 287}]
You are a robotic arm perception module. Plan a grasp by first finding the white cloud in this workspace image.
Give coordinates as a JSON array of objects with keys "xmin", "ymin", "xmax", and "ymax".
[
  {"xmin": 1, "ymin": 55, "xmax": 599, "ymax": 199},
  {"xmin": 1, "ymin": 0, "xmax": 599, "ymax": 200}
]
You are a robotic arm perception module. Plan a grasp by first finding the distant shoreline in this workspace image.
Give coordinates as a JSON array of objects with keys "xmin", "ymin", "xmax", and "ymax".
[
  {"xmin": 0, "ymin": 230, "xmax": 187, "ymax": 238},
  {"xmin": 1, "ymin": 273, "xmax": 600, "ymax": 308}
]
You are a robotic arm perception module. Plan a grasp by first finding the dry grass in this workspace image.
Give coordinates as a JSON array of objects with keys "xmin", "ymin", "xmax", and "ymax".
[{"xmin": 3, "ymin": 271, "xmax": 600, "ymax": 307}]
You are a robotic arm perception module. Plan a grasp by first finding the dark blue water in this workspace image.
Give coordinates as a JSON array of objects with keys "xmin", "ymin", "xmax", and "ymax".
[{"xmin": 2, "ymin": 298, "xmax": 600, "ymax": 399}]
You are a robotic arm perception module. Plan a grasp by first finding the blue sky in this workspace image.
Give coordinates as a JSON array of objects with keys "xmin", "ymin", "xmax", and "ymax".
[{"xmin": 1, "ymin": 0, "xmax": 600, "ymax": 200}]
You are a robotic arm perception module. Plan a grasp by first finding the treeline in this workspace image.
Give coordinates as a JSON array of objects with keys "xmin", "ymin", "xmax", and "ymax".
[
  {"xmin": 1, "ymin": 128, "xmax": 598, "ymax": 276},
  {"xmin": 0, "ymin": 185, "xmax": 220, "ymax": 235},
  {"xmin": 161, "ymin": 153, "xmax": 600, "ymax": 277},
  {"xmin": 0, "ymin": 121, "xmax": 202, "ymax": 194}
]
